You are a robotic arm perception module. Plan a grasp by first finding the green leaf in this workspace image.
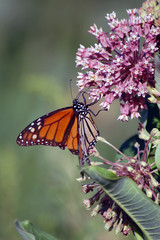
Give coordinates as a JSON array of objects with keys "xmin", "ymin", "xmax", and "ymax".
[
  {"xmin": 15, "ymin": 219, "xmax": 57, "ymax": 240},
  {"xmin": 115, "ymin": 135, "xmax": 145, "ymax": 161},
  {"xmin": 83, "ymin": 166, "xmax": 160, "ymax": 240},
  {"xmin": 134, "ymin": 231, "xmax": 145, "ymax": 240},
  {"xmin": 155, "ymin": 142, "xmax": 160, "ymax": 171},
  {"xmin": 145, "ymin": 100, "xmax": 160, "ymax": 132},
  {"xmin": 154, "ymin": 54, "xmax": 160, "ymax": 93}
]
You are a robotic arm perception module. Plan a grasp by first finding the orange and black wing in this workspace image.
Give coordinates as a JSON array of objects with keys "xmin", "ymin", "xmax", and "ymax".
[
  {"xmin": 17, "ymin": 107, "xmax": 79, "ymax": 155},
  {"xmin": 78, "ymin": 112, "xmax": 99, "ymax": 164}
]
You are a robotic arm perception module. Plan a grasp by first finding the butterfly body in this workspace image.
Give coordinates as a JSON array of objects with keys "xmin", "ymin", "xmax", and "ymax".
[
  {"xmin": 73, "ymin": 99, "xmax": 89, "ymax": 117},
  {"xmin": 17, "ymin": 98, "xmax": 99, "ymax": 164}
]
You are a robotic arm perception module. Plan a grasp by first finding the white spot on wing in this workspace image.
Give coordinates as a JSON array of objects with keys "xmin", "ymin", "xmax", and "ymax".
[
  {"xmin": 30, "ymin": 127, "xmax": 35, "ymax": 133},
  {"xmin": 32, "ymin": 134, "xmax": 37, "ymax": 140}
]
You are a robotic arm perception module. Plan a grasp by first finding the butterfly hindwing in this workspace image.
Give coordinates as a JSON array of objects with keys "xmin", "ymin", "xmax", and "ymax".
[
  {"xmin": 78, "ymin": 112, "xmax": 99, "ymax": 164},
  {"xmin": 65, "ymin": 115, "xmax": 79, "ymax": 154}
]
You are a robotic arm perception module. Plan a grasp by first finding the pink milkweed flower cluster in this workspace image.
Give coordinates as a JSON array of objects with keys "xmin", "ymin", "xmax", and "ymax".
[{"xmin": 76, "ymin": 9, "xmax": 160, "ymax": 121}]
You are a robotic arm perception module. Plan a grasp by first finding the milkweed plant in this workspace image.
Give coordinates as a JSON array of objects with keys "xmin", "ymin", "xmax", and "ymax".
[
  {"xmin": 76, "ymin": 1, "xmax": 160, "ymax": 240},
  {"xmin": 15, "ymin": 1, "xmax": 160, "ymax": 240}
]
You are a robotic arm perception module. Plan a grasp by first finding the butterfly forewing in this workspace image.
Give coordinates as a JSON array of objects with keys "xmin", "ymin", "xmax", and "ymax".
[{"xmin": 17, "ymin": 107, "xmax": 78, "ymax": 152}]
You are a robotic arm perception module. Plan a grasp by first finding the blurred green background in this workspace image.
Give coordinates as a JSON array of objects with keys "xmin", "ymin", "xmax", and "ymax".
[{"xmin": 0, "ymin": 0, "xmax": 143, "ymax": 239}]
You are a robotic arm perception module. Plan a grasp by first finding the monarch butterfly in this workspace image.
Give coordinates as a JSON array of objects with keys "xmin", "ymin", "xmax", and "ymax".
[{"xmin": 16, "ymin": 96, "xmax": 99, "ymax": 165}]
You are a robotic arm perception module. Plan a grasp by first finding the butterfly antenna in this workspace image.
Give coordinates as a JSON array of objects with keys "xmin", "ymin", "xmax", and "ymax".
[{"xmin": 70, "ymin": 79, "xmax": 73, "ymax": 100}]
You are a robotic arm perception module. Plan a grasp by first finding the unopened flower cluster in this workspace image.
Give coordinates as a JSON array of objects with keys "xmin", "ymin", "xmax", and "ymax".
[
  {"xmin": 76, "ymin": 9, "xmax": 160, "ymax": 121},
  {"xmin": 81, "ymin": 140, "xmax": 159, "ymax": 236},
  {"xmin": 82, "ymin": 182, "xmax": 132, "ymax": 235},
  {"xmin": 139, "ymin": 0, "xmax": 160, "ymax": 27}
]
